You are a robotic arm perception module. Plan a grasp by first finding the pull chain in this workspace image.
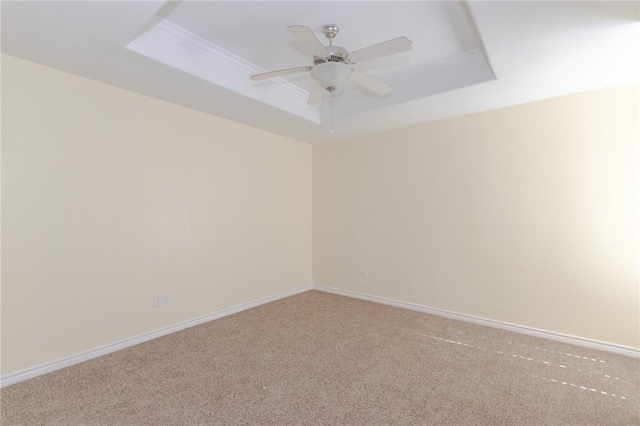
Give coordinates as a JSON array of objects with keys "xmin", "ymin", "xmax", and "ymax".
[{"xmin": 329, "ymin": 89, "xmax": 335, "ymax": 133}]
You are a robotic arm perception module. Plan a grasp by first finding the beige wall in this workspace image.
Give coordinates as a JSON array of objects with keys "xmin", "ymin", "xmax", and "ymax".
[
  {"xmin": 1, "ymin": 55, "xmax": 312, "ymax": 375},
  {"xmin": 314, "ymin": 83, "xmax": 639, "ymax": 348},
  {"xmin": 2, "ymin": 54, "xmax": 638, "ymax": 378}
]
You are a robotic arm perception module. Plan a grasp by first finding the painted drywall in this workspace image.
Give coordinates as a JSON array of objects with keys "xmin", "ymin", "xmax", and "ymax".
[
  {"xmin": 313, "ymin": 83, "xmax": 639, "ymax": 349},
  {"xmin": 1, "ymin": 54, "xmax": 312, "ymax": 375}
]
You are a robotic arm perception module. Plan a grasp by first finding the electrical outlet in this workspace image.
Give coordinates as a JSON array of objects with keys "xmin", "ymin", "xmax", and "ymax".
[
  {"xmin": 153, "ymin": 292, "xmax": 172, "ymax": 308},
  {"xmin": 152, "ymin": 295, "xmax": 163, "ymax": 308}
]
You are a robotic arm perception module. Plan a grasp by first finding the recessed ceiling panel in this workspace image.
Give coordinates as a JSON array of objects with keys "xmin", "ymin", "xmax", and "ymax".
[
  {"xmin": 3, "ymin": 1, "xmax": 636, "ymax": 143},
  {"xmin": 165, "ymin": 1, "xmax": 481, "ymax": 81},
  {"xmin": 126, "ymin": 0, "xmax": 495, "ymax": 125}
]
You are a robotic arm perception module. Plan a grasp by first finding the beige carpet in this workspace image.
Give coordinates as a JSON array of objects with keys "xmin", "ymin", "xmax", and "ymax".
[{"xmin": 2, "ymin": 290, "xmax": 639, "ymax": 425}]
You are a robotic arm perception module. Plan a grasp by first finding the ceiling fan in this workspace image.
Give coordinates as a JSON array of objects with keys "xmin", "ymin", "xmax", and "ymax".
[{"xmin": 250, "ymin": 24, "xmax": 412, "ymax": 105}]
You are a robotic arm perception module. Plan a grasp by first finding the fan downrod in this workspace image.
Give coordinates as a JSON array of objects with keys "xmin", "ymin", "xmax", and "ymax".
[{"xmin": 315, "ymin": 24, "xmax": 347, "ymax": 64}]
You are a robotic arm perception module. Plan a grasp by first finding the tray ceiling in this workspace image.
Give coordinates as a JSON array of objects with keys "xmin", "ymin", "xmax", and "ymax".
[{"xmin": 2, "ymin": 1, "xmax": 638, "ymax": 143}]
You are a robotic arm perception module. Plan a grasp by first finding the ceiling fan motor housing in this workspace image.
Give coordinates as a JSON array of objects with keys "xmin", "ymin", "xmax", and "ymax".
[{"xmin": 314, "ymin": 46, "xmax": 349, "ymax": 65}]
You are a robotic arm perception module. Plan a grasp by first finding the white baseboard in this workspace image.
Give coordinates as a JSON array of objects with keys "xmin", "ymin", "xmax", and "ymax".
[
  {"xmin": 4, "ymin": 282, "xmax": 637, "ymax": 388},
  {"xmin": 313, "ymin": 284, "xmax": 640, "ymax": 359},
  {"xmin": 1, "ymin": 284, "xmax": 313, "ymax": 388}
]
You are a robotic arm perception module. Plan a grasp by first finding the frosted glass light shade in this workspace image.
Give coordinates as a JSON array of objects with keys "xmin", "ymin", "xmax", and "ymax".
[{"xmin": 310, "ymin": 62, "xmax": 352, "ymax": 91}]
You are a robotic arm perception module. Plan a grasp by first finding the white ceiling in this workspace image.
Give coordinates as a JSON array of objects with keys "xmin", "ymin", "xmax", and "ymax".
[{"xmin": 2, "ymin": 1, "xmax": 638, "ymax": 143}]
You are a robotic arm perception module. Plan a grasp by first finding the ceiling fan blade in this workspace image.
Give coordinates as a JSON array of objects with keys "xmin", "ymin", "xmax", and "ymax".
[
  {"xmin": 349, "ymin": 36, "xmax": 412, "ymax": 64},
  {"xmin": 250, "ymin": 66, "xmax": 312, "ymax": 81},
  {"xmin": 349, "ymin": 69, "xmax": 392, "ymax": 97},
  {"xmin": 307, "ymin": 83, "xmax": 325, "ymax": 105},
  {"xmin": 288, "ymin": 25, "xmax": 327, "ymax": 59}
]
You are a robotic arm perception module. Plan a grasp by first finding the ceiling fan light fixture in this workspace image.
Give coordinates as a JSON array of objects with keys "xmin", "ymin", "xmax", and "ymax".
[
  {"xmin": 250, "ymin": 23, "xmax": 412, "ymax": 133},
  {"xmin": 310, "ymin": 61, "xmax": 352, "ymax": 92}
]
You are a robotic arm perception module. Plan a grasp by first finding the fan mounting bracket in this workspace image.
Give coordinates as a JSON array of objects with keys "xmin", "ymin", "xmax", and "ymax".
[{"xmin": 322, "ymin": 24, "xmax": 340, "ymax": 40}]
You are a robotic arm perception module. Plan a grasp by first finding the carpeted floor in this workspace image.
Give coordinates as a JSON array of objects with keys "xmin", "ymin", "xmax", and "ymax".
[{"xmin": 2, "ymin": 290, "xmax": 639, "ymax": 425}]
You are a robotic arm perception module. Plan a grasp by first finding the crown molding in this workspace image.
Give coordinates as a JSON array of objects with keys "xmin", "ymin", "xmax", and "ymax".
[
  {"xmin": 146, "ymin": 17, "xmax": 308, "ymax": 100},
  {"xmin": 126, "ymin": 16, "xmax": 319, "ymax": 123}
]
